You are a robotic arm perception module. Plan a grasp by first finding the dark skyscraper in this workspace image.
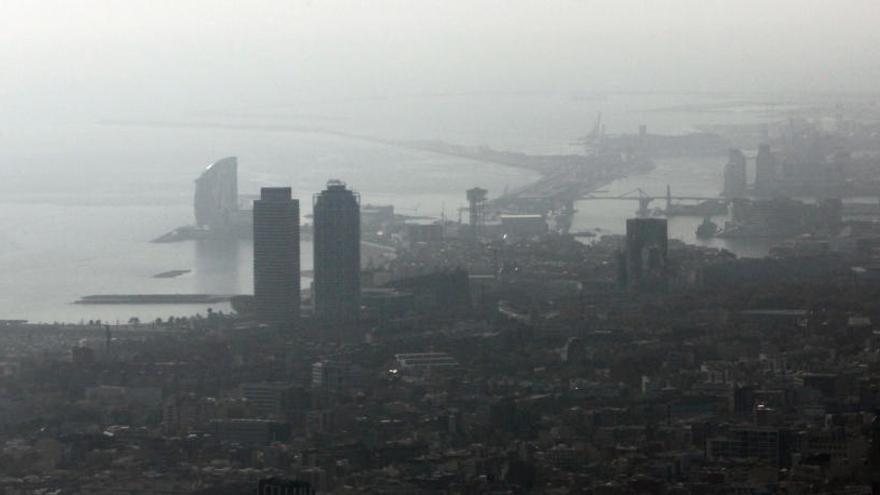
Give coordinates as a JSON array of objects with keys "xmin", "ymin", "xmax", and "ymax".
[
  {"xmin": 313, "ymin": 180, "xmax": 360, "ymax": 325},
  {"xmin": 253, "ymin": 187, "xmax": 300, "ymax": 325},
  {"xmin": 624, "ymin": 218, "xmax": 668, "ymax": 292}
]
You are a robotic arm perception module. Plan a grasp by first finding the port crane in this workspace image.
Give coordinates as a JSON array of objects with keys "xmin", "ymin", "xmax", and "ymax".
[{"xmin": 580, "ymin": 186, "xmax": 725, "ymax": 217}]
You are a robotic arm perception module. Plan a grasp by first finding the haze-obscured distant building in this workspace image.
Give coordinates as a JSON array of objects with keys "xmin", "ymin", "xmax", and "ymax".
[
  {"xmin": 723, "ymin": 148, "xmax": 747, "ymax": 197},
  {"xmin": 752, "ymin": 133, "xmax": 846, "ymax": 197},
  {"xmin": 361, "ymin": 204, "xmax": 395, "ymax": 228},
  {"xmin": 253, "ymin": 187, "xmax": 300, "ymax": 325},
  {"xmin": 313, "ymin": 180, "xmax": 361, "ymax": 326},
  {"xmin": 755, "ymin": 143, "xmax": 778, "ymax": 196},
  {"xmin": 194, "ymin": 156, "xmax": 239, "ymax": 231}
]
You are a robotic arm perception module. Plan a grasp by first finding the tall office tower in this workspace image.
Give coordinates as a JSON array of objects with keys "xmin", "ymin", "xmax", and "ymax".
[
  {"xmin": 723, "ymin": 149, "xmax": 748, "ymax": 198},
  {"xmin": 313, "ymin": 180, "xmax": 361, "ymax": 325},
  {"xmin": 624, "ymin": 218, "xmax": 668, "ymax": 292},
  {"xmin": 755, "ymin": 143, "xmax": 777, "ymax": 196},
  {"xmin": 194, "ymin": 156, "xmax": 239, "ymax": 231},
  {"xmin": 253, "ymin": 187, "xmax": 300, "ymax": 325}
]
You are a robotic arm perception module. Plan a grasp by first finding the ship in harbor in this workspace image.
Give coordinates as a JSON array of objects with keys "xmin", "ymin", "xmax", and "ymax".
[{"xmin": 696, "ymin": 217, "xmax": 720, "ymax": 238}]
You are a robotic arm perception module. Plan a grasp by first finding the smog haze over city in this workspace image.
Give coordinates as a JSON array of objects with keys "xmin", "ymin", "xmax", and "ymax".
[
  {"xmin": 4, "ymin": 0, "xmax": 880, "ymax": 106},
  {"xmin": 4, "ymin": 1, "xmax": 880, "ymax": 493}
]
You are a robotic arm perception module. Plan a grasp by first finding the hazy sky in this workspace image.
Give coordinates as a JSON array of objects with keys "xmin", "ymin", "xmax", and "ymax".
[{"xmin": 2, "ymin": 0, "xmax": 879, "ymax": 116}]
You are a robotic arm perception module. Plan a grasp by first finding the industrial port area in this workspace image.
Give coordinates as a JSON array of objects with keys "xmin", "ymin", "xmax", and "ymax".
[{"xmin": 5, "ymin": 96, "xmax": 880, "ymax": 494}]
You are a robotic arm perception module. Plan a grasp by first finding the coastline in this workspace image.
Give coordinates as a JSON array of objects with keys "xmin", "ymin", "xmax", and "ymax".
[{"xmin": 5, "ymin": 123, "xmax": 668, "ymax": 323}]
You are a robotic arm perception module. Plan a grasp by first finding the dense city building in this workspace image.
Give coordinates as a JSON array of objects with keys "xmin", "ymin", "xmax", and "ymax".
[
  {"xmin": 313, "ymin": 180, "xmax": 361, "ymax": 326},
  {"xmin": 253, "ymin": 187, "xmax": 300, "ymax": 325}
]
